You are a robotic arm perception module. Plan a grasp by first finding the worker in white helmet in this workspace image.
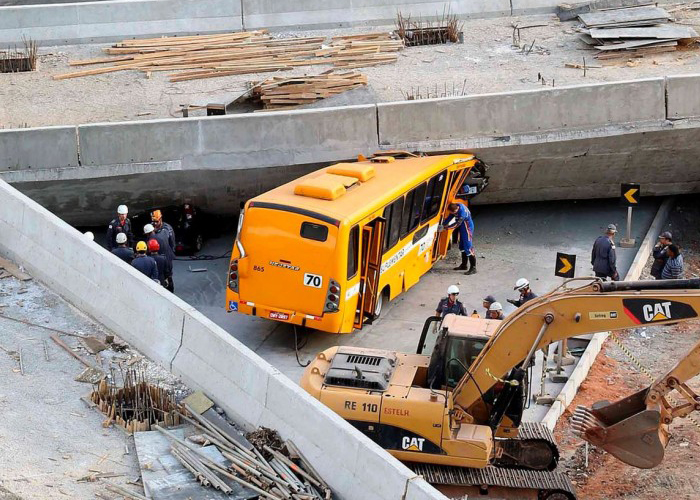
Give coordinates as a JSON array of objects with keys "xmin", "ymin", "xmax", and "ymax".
[
  {"xmin": 435, "ymin": 285, "xmax": 467, "ymax": 318},
  {"xmin": 83, "ymin": 231, "xmax": 94, "ymax": 241},
  {"xmin": 486, "ymin": 302, "xmax": 505, "ymax": 320},
  {"xmin": 106, "ymin": 204, "xmax": 133, "ymax": 251},
  {"xmin": 508, "ymin": 278, "xmax": 538, "ymax": 308}
]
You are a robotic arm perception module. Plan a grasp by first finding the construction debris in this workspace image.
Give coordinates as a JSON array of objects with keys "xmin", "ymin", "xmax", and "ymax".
[
  {"xmin": 573, "ymin": 5, "xmax": 698, "ymax": 59},
  {"xmin": 90, "ymin": 368, "xmax": 181, "ymax": 433},
  {"xmin": 54, "ymin": 31, "xmax": 403, "ymax": 82},
  {"xmin": 0, "ymin": 38, "xmax": 37, "ymax": 73},
  {"xmin": 249, "ymin": 71, "xmax": 367, "ymax": 110},
  {"xmin": 395, "ymin": 10, "xmax": 464, "ymax": 46}
]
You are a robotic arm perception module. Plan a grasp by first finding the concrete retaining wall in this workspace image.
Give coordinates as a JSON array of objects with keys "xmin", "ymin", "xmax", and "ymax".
[
  {"xmin": 77, "ymin": 105, "xmax": 378, "ymax": 170},
  {"xmin": 0, "ymin": 0, "xmax": 242, "ymax": 46},
  {"xmin": 0, "ymin": 177, "xmax": 443, "ymax": 500},
  {"xmin": 0, "ymin": 126, "xmax": 78, "ymax": 171},
  {"xmin": 666, "ymin": 74, "xmax": 700, "ymax": 120},
  {"xmin": 377, "ymin": 78, "xmax": 666, "ymax": 150}
]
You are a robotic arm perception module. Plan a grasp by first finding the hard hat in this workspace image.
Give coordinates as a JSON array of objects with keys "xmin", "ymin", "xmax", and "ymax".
[
  {"xmin": 489, "ymin": 302, "xmax": 503, "ymax": 312},
  {"xmin": 447, "ymin": 285, "xmax": 460, "ymax": 295},
  {"xmin": 607, "ymin": 223, "xmax": 617, "ymax": 233},
  {"xmin": 136, "ymin": 241, "xmax": 148, "ymax": 252},
  {"xmin": 660, "ymin": 231, "xmax": 673, "ymax": 240},
  {"xmin": 143, "ymin": 223, "xmax": 155, "ymax": 234},
  {"xmin": 514, "ymin": 278, "xmax": 529, "ymax": 290},
  {"xmin": 147, "ymin": 239, "xmax": 160, "ymax": 252},
  {"xmin": 117, "ymin": 205, "xmax": 128, "ymax": 215},
  {"xmin": 115, "ymin": 233, "xmax": 127, "ymax": 244},
  {"xmin": 483, "ymin": 294, "xmax": 496, "ymax": 304},
  {"xmin": 83, "ymin": 231, "xmax": 94, "ymax": 241},
  {"xmin": 151, "ymin": 209, "xmax": 163, "ymax": 221}
]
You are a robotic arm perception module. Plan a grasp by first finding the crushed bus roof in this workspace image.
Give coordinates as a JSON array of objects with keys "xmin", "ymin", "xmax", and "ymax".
[{"xmin": 249, "ymin": 154, "xmax": 476, "ymax": 224}]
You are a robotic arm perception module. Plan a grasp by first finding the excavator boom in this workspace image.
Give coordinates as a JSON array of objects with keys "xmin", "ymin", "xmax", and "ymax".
[{"xmin": 451, "ymin": 278, "xmax": 700, "ymax": 469}]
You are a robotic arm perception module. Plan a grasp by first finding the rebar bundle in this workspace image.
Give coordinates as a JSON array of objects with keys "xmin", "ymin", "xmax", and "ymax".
[
  {"xmin": 0, "ymin": 37, "xmax": 37, "ymax": 73},
  {"xmin": 395, "ymin": 8, "xmax": 463, "ymax": 46}
]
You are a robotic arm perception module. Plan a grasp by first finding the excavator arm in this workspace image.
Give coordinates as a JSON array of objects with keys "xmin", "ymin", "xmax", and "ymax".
[{"xmin": 450, "ymin": 277, "xmax": 700, "ymax": 468}]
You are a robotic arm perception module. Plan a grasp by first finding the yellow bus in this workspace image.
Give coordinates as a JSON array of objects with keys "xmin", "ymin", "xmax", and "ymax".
[{"xmin": 225, "ymin": 151, "xmax": 488, "ymax": 334}]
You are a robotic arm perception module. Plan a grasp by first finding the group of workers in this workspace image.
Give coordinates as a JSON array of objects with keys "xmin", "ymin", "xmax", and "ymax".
[
  {"xmin": 592, "ymin": 224, "xmax": 684, "ymax": 281},
  {"xmin": 435, "ymin": 278, "xmax": 537, "ymax": 320},
  {"xmin": 105, "ymin": 205, "xmax": 177, "ymax": 291}
]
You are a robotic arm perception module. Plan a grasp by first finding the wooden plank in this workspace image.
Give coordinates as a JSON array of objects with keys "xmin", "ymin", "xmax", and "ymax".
[
  {"xmin": 589, "ymin": 26, "xmax": 698, "ymax": 39},
  {"xmin": 0, "ymin": 257, "xmax": 31, "ymax": 281}
]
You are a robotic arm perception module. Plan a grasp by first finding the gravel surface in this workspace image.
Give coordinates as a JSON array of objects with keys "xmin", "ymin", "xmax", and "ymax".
[{"xmin": 2, "ymin": 10, "xmax": 700, "ymax": 128}]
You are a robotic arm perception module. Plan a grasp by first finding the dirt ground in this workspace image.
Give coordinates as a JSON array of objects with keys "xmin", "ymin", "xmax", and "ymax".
[
  {"xmin": 555, "ymin": 195, "xmax": 700, "ymax": 499},
  {"xmin": 3, "ymin": 8, "xmax": 700, "ymax": 128}
]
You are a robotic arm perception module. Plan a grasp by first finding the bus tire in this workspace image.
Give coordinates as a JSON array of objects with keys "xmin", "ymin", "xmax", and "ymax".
[{"xmin": 375, "ymin": 287, "xmax": 389, "ymax": 318}]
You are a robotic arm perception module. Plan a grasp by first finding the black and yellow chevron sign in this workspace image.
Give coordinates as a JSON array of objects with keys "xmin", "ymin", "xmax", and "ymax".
[
  {"xmin": 555, "ymin": 252, "xmax": 576, "ymax": 278},
  {"xmin": 621, "ymin": 183, "xmax": 640, "ymax": 206}
]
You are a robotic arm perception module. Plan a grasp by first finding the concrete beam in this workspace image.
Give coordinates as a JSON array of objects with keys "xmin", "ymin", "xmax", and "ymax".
[
  {"xmin": 0, "ymin": 126, "xmax": 78, "ymax": 171},
  {"xmin": 666, "ymin": 74, "xmax": 700, "ymax": 120}
]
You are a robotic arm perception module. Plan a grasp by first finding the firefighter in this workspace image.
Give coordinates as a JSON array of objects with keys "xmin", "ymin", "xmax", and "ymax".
[
  {"xmin": 106, "ymin": 205, "xmax": 133, "ymax": 251},
  {"xmin": 435, "ymin": 285, "xmax": 467, "ymax": 318},
  {"xmin": 111, "ymin": 232, "xmax": 134, "ymax": 263},
  {"xmin": 131, "ymin": 241, "xmax": 159, "ymax": 282},
  {"xmin": 508, "ymin": 278, "xmax": 537, "ymax": 307}
]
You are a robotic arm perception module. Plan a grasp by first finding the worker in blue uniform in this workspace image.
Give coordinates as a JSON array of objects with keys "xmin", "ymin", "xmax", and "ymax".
[{"xmin": 442, "ymin": 202, "xmax": 476, "ymax": 275}]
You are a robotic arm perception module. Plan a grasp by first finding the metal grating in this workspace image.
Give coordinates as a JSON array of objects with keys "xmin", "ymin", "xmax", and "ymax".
[{"xmin": 346, "ymin": 354, "xmax": 382, "ymax": 366}]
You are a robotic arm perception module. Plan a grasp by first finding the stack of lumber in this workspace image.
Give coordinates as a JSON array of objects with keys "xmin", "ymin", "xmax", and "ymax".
[
  {"xmin": 250, "ymin": 71, "xmax": 367, "ymax": 110},
  {"xmin": 54, "ymin": 31, "xmax": 403, "ymax": 81},
  {"xmin": 322, "ymin": 33, "xmax": 404, "ymax": 68},
  {"xmin": 576, "ymin": 5, "xmax": 698, "ymax": 59}
]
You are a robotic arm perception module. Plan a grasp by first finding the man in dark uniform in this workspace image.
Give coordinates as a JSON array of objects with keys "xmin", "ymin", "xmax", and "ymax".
[
  {"xmin": 651, "ymin": 231, "xmax": 672, "ymax": 279},
  {"xmin": 111, "ymin": 232, "xmax": 134, "ymax": 263},
  {"xmin": 147, "ymin": 239, "xmax": 171, "ymax": 289},
  {"xmin": 508, "ymin": 278, "xmax": 538, "ymax": 307},
  {"xmin": 591, "ymin": 224, "xmax": 619, "ymax": 281},
  {"xmin": 106, "ymin": 205, "xmax": 133, "ymax": 251},
  {"xmin": 436, "ymin": 285, "xmax": 467, "ymax": 317},
  {"xmin": 482, "ymin": 295, "xmax": 496, "ymax": 316},
  {"xmin": 151, "ymin": 210, "xmax": 176, "ymax": 253},
  {"xmin": 131, "ymin": 241, "xmax": 159, "ymax": 283},
  {"xmin": 486, "ymin": 302, "xmax": 505, "ymax": 320},
  {"xmin": 145, "ymin": 223, "xmax": 175, "ymax": 292}
]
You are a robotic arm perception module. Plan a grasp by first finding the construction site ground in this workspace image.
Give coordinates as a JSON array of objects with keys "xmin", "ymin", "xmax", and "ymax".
[
  {"xmin": 0, "ymin": 269, "xmax": 189, "ymax": 500},
  {"xmin": 3, "ymin": 8, "xmax": 700, "ymax": 128},
  {"xmin": 555, "ymin": 194, "xmax": 700, "ymax": 499}
]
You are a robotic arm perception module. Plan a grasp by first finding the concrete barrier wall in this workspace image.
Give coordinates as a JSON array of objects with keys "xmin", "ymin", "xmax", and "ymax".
[
  {"xmin": 0, "ymin": 177, "xmax": 443, "ymax": 500},
  {"xmin": 241, "ymin": 0, "xmax": 510, "ymax": 30},
  {"xmin": 0, "ymin": 126, "xmax": 78, "ymax": 171},
  {"xmin": 0, "ymin": 0, "xmax": 242, "ymax": 46},
  {"xmin": 377, "ymin": 78, "xmax": 666, "ymax": 150},
  {"xmin": 77, "ymin": 105, "xmax": 379, "ymax": 170},
  {"xmin": 666, "ymin": 74, "xmax": 700, "ymax": 120}
]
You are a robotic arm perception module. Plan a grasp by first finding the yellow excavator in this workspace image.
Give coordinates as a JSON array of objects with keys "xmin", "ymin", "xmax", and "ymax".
[{"xmin": 300, "ymin": 277, "xmax": 700, "ymax": 498}]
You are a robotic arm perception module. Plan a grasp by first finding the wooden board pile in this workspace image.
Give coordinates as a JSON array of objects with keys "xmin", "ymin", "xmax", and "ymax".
[
  {"xmin": 54, "ymin": 31, "xmax": 403, "ymax": 82},
  {"xmin": 577, "ymin": 5, "xmax": 698, "ymax": 59},
  {"xmin": 250, "ymin": 71, "xmax": 367, "ymax": 110}
]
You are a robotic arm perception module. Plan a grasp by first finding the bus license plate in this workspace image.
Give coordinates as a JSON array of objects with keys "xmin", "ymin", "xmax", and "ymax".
[{"xmin": 269, "ymin": 311, "xmax": 290, "ymax": 320}]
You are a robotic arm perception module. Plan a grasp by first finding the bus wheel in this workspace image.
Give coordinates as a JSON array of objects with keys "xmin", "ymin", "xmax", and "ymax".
[{"xmin": 375, "ymin": 288, "xmax": 389, "ymax": 318}]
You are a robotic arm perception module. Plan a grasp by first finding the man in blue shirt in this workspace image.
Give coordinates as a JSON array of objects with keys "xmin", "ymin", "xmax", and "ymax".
[
  {"xmin": 591, "ymin": 224, "xmax": 619, "ymax": 281},
  {"xmin": 443, "ymin": 202, "xmax": 476, "ymax": 275},
  {"xmin": 436, "ymin": 285, "xmax": 467, "ymax": 317}
]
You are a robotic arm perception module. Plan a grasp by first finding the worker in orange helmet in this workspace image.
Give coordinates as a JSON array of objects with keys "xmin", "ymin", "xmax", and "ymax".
[{"xmin": 151, "ymin": 210, "xmax": 176, "ymax": 253}]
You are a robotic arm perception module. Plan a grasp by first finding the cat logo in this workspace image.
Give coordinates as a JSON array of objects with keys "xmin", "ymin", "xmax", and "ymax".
[
  {"xmin": 623, "ymin": 298, "xmax": 697, "ymax": 324},
  {"xmin": 643, "ymin": 301, "xmax": 672, "ymax": 322},
  {"xmin": 401, "ymin": 437, "xmax": 425, "ymax": 452}
]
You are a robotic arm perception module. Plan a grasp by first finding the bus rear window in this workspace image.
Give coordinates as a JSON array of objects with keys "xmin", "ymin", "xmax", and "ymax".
[{"xmin": 300, "ymin": 222, "xmax": 328, "ymax": 242}]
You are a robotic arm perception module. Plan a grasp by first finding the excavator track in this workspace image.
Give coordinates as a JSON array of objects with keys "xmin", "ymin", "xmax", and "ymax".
[
  {"xmin": 494, "ymin": 422, "xmax": 560, "ymax": 471},
  {"xmin": 409, "ymin": 423, "xmax": 575, "ymax": 499},
  {"xmin": 410, "ymin": 463, "xmax": 576, "ymax": 499}
]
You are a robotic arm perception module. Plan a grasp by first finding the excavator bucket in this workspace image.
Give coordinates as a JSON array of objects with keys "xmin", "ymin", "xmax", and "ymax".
[{"xmin": 571, "ymin": 388, "xmax": 668, "ymax": 469}]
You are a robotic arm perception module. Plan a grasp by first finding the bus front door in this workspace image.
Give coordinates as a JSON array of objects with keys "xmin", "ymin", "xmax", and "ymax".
[
  {"xmin": 353, "ymin": 218, "xmax": 386, "ymax": 330},
  {"xmin": 432, "ymin": 167, "xmax": 471, "ymax": 262}
]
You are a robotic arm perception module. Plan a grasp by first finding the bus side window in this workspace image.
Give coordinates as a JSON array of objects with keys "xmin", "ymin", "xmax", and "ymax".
[
  {"xmin": 421, "ymin": 172, "xmax": 447, "ymax": 224},
  {"xmin": 401, "ymin": 183, "xmax": 427, "ymax": 238},
  {"xmin": 384, "ymin": 197, "xmax": 404, "ymax": 254},
  {"xmin": 382, "ymin": 205, "xmax": 392, "ymax": 250},
  {"xmin": 347, "ymin": 225, "xmax": 359, "ymax": 279}
]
